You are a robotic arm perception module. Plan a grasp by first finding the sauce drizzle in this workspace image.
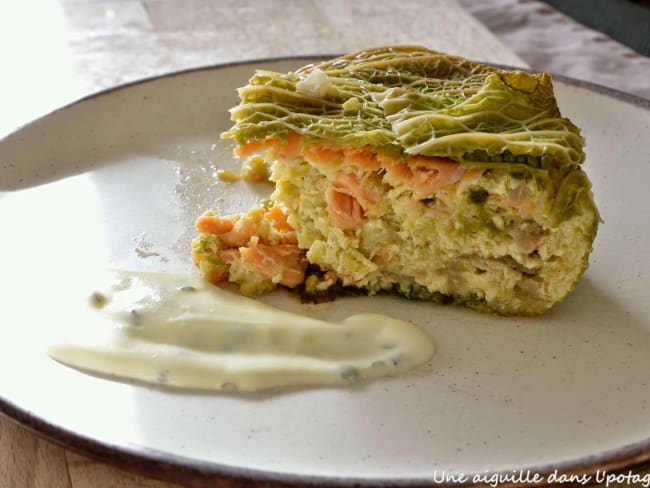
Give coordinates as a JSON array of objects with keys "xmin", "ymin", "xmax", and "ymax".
[{"xmin": 48, "ymin": 271, "xmax": 435, "ymax": 392}]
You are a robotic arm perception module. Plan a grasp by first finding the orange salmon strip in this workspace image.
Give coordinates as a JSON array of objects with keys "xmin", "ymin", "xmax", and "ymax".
[
  {"xmin": 239, "ymin": 243, "xmax": 306, "ymax": 288},
  {"xmin": 196, "ymin": 215, "xmax": 235, "ymax": 235}
]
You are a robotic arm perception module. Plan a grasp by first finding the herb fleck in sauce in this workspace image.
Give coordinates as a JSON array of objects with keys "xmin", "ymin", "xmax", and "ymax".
[{"xmin": 89, "ymin": 292, "xmax": 107, "ymax": 308}]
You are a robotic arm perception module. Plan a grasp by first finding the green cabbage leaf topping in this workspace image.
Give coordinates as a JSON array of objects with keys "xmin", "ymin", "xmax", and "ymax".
[{"xmin": 223, "ymin": 46, "xmax": 585, "ymax": 167}]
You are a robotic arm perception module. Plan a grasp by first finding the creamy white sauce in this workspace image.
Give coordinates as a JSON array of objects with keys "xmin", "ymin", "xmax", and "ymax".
[{"xmin": 48, "ymin": 271, "xmax": 434, "ymax": 392}]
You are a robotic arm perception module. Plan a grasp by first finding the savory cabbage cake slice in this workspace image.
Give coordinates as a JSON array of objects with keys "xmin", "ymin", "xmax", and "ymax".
[{"xmin": 192, "ymin": 46, "xmax": 600, "ymax": 316}]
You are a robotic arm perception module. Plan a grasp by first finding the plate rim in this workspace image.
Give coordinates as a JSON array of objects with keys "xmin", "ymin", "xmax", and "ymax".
[
  {"xmin": 3, "ymin": 395, "xmax": 650, "ymax": 487},
  {"xmin": 2, "ymin": 55, "xmax": 650, "ymax": 486}
]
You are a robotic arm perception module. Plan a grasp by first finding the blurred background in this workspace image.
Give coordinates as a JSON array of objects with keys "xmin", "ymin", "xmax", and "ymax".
[
  {"xmin": 461, "ymin": 0, "xmax": 650, "ymax": 97},
  {"xmin": 0, "ymin": 0, "xmax": 648, "ymax": 136}
]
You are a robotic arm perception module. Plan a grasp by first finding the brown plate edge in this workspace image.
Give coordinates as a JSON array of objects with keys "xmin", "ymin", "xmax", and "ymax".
[{"xmin": 3, "ymin": 398, "xmax": 650, "ymax": 488}]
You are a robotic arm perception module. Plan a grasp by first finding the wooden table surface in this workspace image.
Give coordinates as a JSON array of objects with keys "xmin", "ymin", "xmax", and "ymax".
[{"xmin": 0, "ymin": 1, "xmax": 648, "ymax": 486}]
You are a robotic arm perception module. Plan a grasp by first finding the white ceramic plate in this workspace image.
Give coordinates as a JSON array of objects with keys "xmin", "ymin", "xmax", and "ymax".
[{"xmin": 1, "ymin": 58, "xmax": 649, "ymax": 486}]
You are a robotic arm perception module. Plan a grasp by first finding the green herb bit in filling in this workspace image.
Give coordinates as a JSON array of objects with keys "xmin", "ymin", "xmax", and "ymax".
[
  {"xmin": 469, "ymin": 188, "xmax": 489, "ymax": 204},
  {"xmin": 462, "ymin": 149, "xmax": 547, "ymax": 168}
]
